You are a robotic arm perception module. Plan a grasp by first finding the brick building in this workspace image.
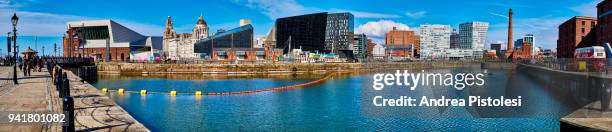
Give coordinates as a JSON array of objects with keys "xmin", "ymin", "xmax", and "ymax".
[
  {"xmin": 63, "ymin": 20, "xmax": 162, "ymax": 61},
  {"xmin": 365, "ymin": 39, "xmax": 376, "ymax": 59},
  {"xmin": 598, "ymin": 0, "xmax": 612, "ymax": 46},
  {"xmin": 557, "ymin": 16, "xmax": 597, "ymax": 58},
  {"xmin": 385, "ymin": 27, "xmax": 420, "ymax": 58}
]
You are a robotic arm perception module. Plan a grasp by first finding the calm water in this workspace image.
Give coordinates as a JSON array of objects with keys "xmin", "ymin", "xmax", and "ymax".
[{"xmin": 90, "ymin": 66, "xmax": 577, "ymax": 131}]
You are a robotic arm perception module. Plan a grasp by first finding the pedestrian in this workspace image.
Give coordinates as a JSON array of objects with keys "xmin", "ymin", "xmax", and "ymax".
[{"xmin": 17, "ymin": 56, "xmax": 22, "ymax": 71}]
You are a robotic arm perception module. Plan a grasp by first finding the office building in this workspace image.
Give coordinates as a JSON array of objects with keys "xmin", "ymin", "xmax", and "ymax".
[
  {"xmin": 275, "ymin": 12, "xmax": 354, "ymax": 55},
  {"xmin": 353, "ymin": 34, "xmax": 367, "ymax": 59},
  {"xmin": 459, "ymin": 21, "xmax": 489, "ymax": 50},
  {"xmin": 275, "ymin": 12, "xmax": 328, "ymax": 53},
  {"xmin": 420, "ymin": 24, "xmax": 451, "ymax": 59},
  {"xmin": 450, "ymin": 29, "xmax": 459, "ymax": 49},
  {"xmin": 325, "ymin": 12, "xmax": 354, "ymax": 54}
]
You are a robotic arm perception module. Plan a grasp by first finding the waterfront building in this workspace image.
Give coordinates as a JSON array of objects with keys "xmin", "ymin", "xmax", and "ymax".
[
  {"xmin": 192, "ymin": 16, "xmax": 209, "ymax": 40},
  {"xmin": 557, "ymin": 16, "xmax": 597, "ymax": 58},
  {"xmin": 263, "ymin": 26, "xmax": 276, "ymax": 50},
  {"xmin": 164, "ymin": 15, "xmax": 209, "ymax": 60},
  {"xmin": 459, "ymin": 22, "xmax": 489, "ymax": 51},
  {"xmin": 490, "ymin": 42, "xmax": 502, "ymax": 58},
  {"xmin": 353, "ymin": 34, "xmax": 367, "ymax": 59},
  {"xmin": 194, "ymin": 24, "xmax": 282, "ymax": 62},
  {"xmin": 372, "ymin": 44, "xmax": 386, "ymax": 59},
  {"xmin": 275, "ymin": 12, "xmax": 355, "ymax": 55},
  {"xmin": 275, "ymin": 12, "xmax": 328, "ymax": 53},
  {"xmin": 63, "ymin": 20, "xmax": 162, "ymax": 61},
  {"xmin": 194, "ymin": 24, "xmax": 253, "ymax": 56},
  {"xmin": 325, "ymin": 12, "xmax": 355, "ymax": 54},
  {"xmin": 385, "ymin": 27, "xmax": 420, "ymax": 59},
  {"xmin": 366, "ymin": 39, "xmax": 376, "ymax": 59},
  {"xmin": 419, "ymin": 24, "xmax": 451, "ymax": 59},
  {"xmin": 255, "ymin": 37, "xmax": 266, "ymax": 48},
  {"xmin": 598, "ymin": 0, "xmax": 612, "ymax": 46},
  {"xmin": 450, "ymin": 29, "xmax": 459, "ymax": 49}
]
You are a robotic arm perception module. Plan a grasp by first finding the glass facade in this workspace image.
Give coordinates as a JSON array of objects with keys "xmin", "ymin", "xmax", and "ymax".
[
  {"xmin": 275, "ymin": 12, "xmax": 328, "ymax": 53},
  {"xmin": 325, "ymin": 12, "xmax": 354, "ymax": 53},
  {"xmin": 73, "ymin": 26, "xmax": 110, "ymax": 40},
  {"xmin": 194, "ymin": 24, "xmax": 253, "ymax": 56}
]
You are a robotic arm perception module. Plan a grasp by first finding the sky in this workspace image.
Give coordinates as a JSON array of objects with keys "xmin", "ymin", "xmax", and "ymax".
[{"xmin": 0, "ymin": 0, "xmax": 605, "ymax": 55}]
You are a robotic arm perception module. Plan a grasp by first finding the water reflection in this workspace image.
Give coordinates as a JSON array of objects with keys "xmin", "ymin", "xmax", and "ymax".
[{"xmin": 90, "ymin": 66, "xmax": 583, "ymax": 131}]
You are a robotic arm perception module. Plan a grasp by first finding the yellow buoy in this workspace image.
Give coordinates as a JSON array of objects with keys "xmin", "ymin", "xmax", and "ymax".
[
  {"xmin": 195, "ymin": 91, "xmax": 202, "ymax": 96},
  {"xmin": 118, "ymin": 88, "xmax": 125, "ymax": 94},
  {"xmin": 140, "ymin": 90, "xmax": 147, "ymax": 95},
  {"xmin": 101, "ymin": 88, "xmax": 108, "ymax": 93},
  {"xmin": 170, "ymin": 91, "xmax": 177, "ymax": 96}
]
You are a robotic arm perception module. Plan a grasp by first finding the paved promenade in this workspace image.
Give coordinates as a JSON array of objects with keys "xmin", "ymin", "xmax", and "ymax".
[
  {"xmin": 0, "ymin": 66, "xmax": 148, "ymax": 132},
  {"xmin": 0, "ymin": 66, "xmax": 56, "ymax": 131}
]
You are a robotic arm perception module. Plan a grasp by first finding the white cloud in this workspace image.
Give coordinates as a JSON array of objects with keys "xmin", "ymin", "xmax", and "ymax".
[
  {"xmin": 489, "ymin": 12, "xmax": 508, "ymax": 19},
  {"xmin": 355, "ymin": 20, "xmax": 411, "ymax": 43},
  {"xmin": 234, "ymin": 0, "xmax": 308, "ymax": 19},
  {"xmin": 404, "ymin": 11, "xmax": 426, "ymax": 19},
  {"xmin": 571, "ymin": 0, "xmax": 602, "ymax": 17}
]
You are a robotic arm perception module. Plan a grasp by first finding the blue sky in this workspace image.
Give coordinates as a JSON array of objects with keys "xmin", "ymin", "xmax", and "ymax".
[{"xmin": 0, "ymin": 0, "xmax": 605, "ymax": 55}]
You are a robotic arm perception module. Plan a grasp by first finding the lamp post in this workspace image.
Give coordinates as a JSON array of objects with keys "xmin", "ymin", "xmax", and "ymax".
[{"xmin": 11, "ymin": 13, "xmax": 18, "ymax": 84}]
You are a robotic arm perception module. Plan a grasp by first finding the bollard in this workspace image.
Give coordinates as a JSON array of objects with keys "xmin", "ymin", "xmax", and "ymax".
[
  {"xmin": 140, "ymin": 90, "xmax": 147, "ymax": 95},
  {"xmin": 62, "ymin": 72, "xmax": 70, "ymax": 97},
  {"xmin": 56, "ymin": 68, "xmax": 63, "ymax": 97},
  {"xmin": 62, "ymin": 96, "xmax": 75, "ymax": 132}
]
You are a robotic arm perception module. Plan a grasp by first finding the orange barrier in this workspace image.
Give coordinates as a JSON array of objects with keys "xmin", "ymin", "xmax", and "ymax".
[{"xmin": 102, "ymin": 70, "xmax": 356, "ymax": 96}]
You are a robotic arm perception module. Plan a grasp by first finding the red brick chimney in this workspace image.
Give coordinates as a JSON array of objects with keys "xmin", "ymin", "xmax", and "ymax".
[{"xmin": 508, "ymin": 8, "xmax": 513, "ymax": 50}]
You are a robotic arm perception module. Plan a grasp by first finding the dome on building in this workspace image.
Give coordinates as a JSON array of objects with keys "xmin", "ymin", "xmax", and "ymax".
[{"xmin": 196, "ymin": 15, "xmax": 207, "ymax": 26}]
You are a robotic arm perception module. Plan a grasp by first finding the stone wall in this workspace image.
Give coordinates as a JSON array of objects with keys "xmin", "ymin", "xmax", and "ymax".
[{"xmin": 97, "ymin": 61, "xmax": 468, "ymax": 74}]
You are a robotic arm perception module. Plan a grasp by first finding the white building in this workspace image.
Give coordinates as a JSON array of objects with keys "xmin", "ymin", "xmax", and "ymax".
[
  {"xmin": 255, "ymin": 37, "xmax": 266, "ymax": 48},
  {"xmin": 373, "ymin": 44, "xmax": 386, "ymax": 59},
  {"xmin": 523, "ymin": 34, "xmax": 536, "ymax": 56},
  {"xmin": 458, "ymin": 22, "xmax": 488, "ymax": 59},
  {"xmin": 163, "ymin": 15, "xmax": 209, "ymax": 60},
  {"xmin": 420, "ymin": 24, "xmax": 451, "ymax": 59}
]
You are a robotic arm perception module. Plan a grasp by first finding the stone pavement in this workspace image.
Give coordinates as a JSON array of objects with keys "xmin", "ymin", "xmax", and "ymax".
[
  {"xmin": 0, "ymin": 66, "xmax": 149, "ymax": 132},
  {"xmin": 0, "ymin": 66, "xmax": 58, "ymax": 132},
  {"xmin": 64, "ymin": 70, "xmax": 148, "ymax": 132},
  {"xmin": 561, "ymin": 101, "xmax": 612, "ymax": 131}
]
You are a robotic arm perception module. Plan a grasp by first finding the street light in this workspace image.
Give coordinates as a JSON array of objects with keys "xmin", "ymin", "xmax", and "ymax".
[{"xmin": 11, "ymin": 13, "xmax": 18, "ymax": 84}]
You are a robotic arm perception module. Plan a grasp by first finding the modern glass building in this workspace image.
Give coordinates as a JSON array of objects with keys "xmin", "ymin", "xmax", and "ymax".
[
  {"xmin": 194, "ymin": 24, "xmax": 254, "ymax": 56},
  {"xmin": 275, "ymin": 12, "xmax": 354, "ymax": 54},
  {"xmin": 275, "ymin": 12, "xmax": 328, "ymax": 54},
  {"xmin": 325, "ymin": 12, "xmax": 354, "ymax": 54},
  {"xmin": 353, "ymin": 34, "xmax": 367, "ymax": 59},
  {"xmin": 458, "ymin": 22, "xmax": 489, "ymax": 50}
]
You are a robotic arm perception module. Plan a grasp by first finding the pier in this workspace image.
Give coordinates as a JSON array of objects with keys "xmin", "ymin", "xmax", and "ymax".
[
  {"xmin": 517, "ymin": 63, "xmax": 612, "ymax": 131},
  {"xmin": 0, "ymin": 58, "xmax": 148, "ymax": 131}
]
